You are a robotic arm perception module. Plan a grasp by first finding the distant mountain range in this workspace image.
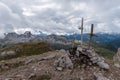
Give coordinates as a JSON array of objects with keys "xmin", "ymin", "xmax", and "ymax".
[
  {"xmin": 32, "ymin": 32, "xmax": 120, "ymax": 51},
  {"xmin": 0, "ymin": 31, "xmax": 73, "ymax": 50},
  {"xmin": 0, "ymin": 31, "xmax": 120, "ymax": 51},
  {"xmin": 64, "ymin": 33, "xmax": 120, "ymax": 43},
  {"xmin": 63, "ymin": 33, "xmax": 120, "ymax": 51}
]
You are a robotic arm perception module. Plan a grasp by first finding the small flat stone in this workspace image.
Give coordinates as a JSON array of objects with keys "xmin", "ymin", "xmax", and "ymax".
[
  {"xmin": 56, "ymin": 67, "xmax": 63, "ymax": 71},
  {"xmin": 5, "ymin": 78, "xmax": 14, "ymax": 80}
]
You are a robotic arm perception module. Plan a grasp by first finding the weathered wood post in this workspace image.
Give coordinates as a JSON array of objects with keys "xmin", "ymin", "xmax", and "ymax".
[
  {"xmin": 89, "ymin": 24, "xmax": 93, "ymax": 49},
  {"xmin": 88, "ymin": 24, "xmax": 97, "ymax": 49},
  {"xmin": 79, "ymin": 18, "xmax": 84, "ymax": 47}
]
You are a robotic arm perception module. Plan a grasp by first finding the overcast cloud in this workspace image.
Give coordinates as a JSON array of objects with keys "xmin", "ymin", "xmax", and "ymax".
[{"xmin": 0, "ymin": 0, "xmax": 120, "ymax": 38}]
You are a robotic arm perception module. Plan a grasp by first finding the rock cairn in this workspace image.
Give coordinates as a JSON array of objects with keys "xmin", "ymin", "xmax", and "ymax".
[{"xmin": 54, "ymin": 45, "xmax": 110, "ymax": 71}]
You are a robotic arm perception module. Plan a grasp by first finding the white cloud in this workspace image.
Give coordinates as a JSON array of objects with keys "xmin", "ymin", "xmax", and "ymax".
[{"xmin": 0, "ymin": 0, "xmax": 120, "ymax": 38}]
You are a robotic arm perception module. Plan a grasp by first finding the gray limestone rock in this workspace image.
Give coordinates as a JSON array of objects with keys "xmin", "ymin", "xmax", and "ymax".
[
  {"xmin": 59, "ymin": 49, "xmax": 66, "ymax": 53},
  {"xmin": 56, "ymin": 67, "xmax": 63, "ymax": 71},
  {"xmin": 94, "ymin": 72, "xmax": 110, "ymax": 80},
  {"xmin": 97, "ymin": 62, "xmax": 110, "ymax": 70},
  {"xmin": 54, "ymin": 54, "xmax": 73, "ymax": 71},
  {"xmin": 113, "ymin": 48, "xmax": 120, "ymax": 64},
  {"xmin": 114, "ymin": 63, "xmax": 120, "ymax": 68}
]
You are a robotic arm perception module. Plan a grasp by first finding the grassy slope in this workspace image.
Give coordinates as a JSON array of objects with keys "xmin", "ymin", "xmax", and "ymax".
[
  {"xmin": 0, "ymin": 40, "xmax": 116, "ymax": 60},
  {"xmin": 0, "ymin": 42, "xmax": 52, "ymax": 58},
  {"xmin": 92, "ymin": 42, "xmax": 116, "ymax": 59},
  {"xmin": 94, "ymin": 48, "xmax": 115, "ymax": 59}
]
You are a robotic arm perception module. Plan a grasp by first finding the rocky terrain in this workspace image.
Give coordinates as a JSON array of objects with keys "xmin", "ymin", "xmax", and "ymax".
[
  {"xmin": 0, "ymin": 46, "xmax": 120, "ymax": 80},
  {"xmin": 0, "ymin": 31, "xmax": 119, "ymax": 80},
  {"xmin": 113, "ymin": 48, "xmax": 120, "ymax": 69}
]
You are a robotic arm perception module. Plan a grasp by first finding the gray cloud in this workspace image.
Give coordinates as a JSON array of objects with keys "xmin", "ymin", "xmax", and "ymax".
[{"xmin": 0, "ymin": 0, "xmax": 120, "ymax": 38}]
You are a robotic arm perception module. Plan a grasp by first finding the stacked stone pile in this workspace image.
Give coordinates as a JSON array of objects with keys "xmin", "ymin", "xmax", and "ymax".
[
  {"xmin": 54, "ymin": 46, "xmax": 110, "ymax": 71},
  {"xmin": 75, "ymin": 46, "xmax": 109, "ymax": 70}
]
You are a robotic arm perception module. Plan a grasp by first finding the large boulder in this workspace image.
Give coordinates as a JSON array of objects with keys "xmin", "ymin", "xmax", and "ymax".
[
  {"xmin": 54, "ymin": 54, "xmax": 73, "ymax": 71},
  {"xmin": 97, "ymin": 62, "xmax": 110, "ymax": 70}
]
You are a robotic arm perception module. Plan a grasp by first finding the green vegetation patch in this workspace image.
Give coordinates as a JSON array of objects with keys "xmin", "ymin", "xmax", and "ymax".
[
  {"xmin": 84, "ymin": 41, "xmax": 116, "ymax": 59},
  {"xmin": 0, "ymin": 42, "xmax": 52, "ymax": 58},
  {"xmin": 95, "ymin": 48, "xmax": 115, "ymax": 59}
]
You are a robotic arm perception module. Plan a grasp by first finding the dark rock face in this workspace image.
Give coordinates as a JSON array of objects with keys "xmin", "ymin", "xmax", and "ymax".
[{"xmin": 24, "ymin": 31, "xmax": 32, "ymax": 38}]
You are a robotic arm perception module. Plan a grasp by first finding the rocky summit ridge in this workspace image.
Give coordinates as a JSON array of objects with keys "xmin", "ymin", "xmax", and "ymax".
[
  {"xmin": 0, "ymin": 31, "xmax": 120, "ymax": 80},
  {"xmin": 0, "ymin": 45, "xmax": 120, "ymax": 80}
]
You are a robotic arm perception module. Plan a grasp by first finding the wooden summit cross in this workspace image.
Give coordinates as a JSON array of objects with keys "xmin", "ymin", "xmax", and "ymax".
[
  {"xmin": 88, "ymin": 24, "xmax": 97, "ymax": 49},
  {"xmin": 78, "ymin": 18, "xmax": 97, "ymax": 49}
]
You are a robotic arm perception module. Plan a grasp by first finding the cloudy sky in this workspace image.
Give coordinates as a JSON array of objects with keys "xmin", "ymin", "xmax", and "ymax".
[{"xmin": 0, "ymin": 0, "xmax": 120, "ymax": 38}]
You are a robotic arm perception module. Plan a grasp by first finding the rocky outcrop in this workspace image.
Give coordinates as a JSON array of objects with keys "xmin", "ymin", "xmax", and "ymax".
[
  {"xmin": 113, "ymin": 48, "xmax": 120, "ymax": 63},
  {"xmin": 54, "ymin": 54, "xmax": 73, "ymax": 71},
  {"xmin": 0, "ymin": 51, "xmax": 16, "ymax": 59},
  {"xmin": 113, "ymin": 48, "xmax": 120, "ymax": 68},
  {"xmin": 24, "ymin": 31, "xmax": 32, "ymax": 38}
]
